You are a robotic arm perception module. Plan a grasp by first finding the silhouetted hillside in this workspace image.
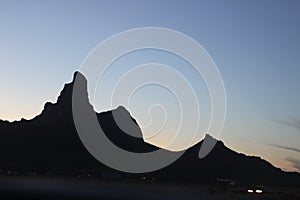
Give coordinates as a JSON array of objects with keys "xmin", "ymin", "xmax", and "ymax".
[
  {"xmin": 153, "ymin": 135, "xmax": 300, "ymax": 185},
  {"xmin": 0, "ymin": 72, "xmax": 157, "ymax": 173},
  {"xmin": 0, "ymin": 72, "xmax": 299, "ymax": 186}
]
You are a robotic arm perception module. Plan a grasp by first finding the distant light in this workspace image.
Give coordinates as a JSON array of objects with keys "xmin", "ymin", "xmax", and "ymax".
[
  {"xmin": 247, "ymin": 189, "xmax": 254, "ymax": 193},
  {"xmin": 255, "ymin": 189, "xmax": 263, "ymax": 193}
]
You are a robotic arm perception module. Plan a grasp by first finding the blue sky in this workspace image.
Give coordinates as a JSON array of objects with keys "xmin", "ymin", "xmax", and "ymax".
[{"xmin": 0, "ymin": 0, "xmax": 300, "ymax": 172}]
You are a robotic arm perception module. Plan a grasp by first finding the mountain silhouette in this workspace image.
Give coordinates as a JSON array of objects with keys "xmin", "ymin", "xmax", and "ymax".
[
  {"xmin": 0, "ymin": 72, "xmax": 157, "ymax": 172},
  {"xmin": 0, "ymin": 72, "xmax": 299, "ymax": 186},
  {"xmin": 153, "ymin": 135, "xmax": 300, "ymax": 185}
]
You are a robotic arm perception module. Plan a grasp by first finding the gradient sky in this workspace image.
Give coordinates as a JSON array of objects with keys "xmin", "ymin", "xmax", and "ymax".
[{"xmin": 0, "ymin": 0, "xmax": 300, "ymax": 172}]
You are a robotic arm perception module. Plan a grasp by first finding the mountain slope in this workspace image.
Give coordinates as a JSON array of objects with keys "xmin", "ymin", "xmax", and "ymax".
[
  {"xmin": 0, "ymin": 72, "xmax": 157, "ymax": 172},
  {"xmin": 0, "ymin": 72, "xmax": 299, "ymax": 186}
]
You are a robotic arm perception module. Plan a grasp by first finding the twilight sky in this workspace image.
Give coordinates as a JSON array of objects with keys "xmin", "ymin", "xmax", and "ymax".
[{"xmin": 0, "ymin": 0, "xmax": 300, "ymax": 172}]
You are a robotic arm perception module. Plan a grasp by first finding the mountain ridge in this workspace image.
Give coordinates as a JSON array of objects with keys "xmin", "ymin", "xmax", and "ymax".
[{"xmin": 0, "ymin": 71, "xmax": 299, "ymax": 186}]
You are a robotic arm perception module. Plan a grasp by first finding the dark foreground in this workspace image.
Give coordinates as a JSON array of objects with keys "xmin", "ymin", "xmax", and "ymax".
[{"xmin": 0, "ymin": 176, "xmax": 299, "ymax": 200}]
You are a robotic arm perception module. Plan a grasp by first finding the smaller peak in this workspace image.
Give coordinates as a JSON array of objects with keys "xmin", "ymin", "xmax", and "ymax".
[
  {"xmin": 116, "ymin": 105, "xmax": 127, "ymax": 111},
  {"xmin": 44, "ymin": 102, "xmax": 54, "ymax": 108},
  {"xmin": 204, "ymin": 134, "xmax": 223, "ymax": 143},
  {"xmin": 204, "ymin": 134, "xmax": 217, "ymax": 141},
  {"xmin": 113, "ymin": 105, "xmax": 131, "ymax": 115}
]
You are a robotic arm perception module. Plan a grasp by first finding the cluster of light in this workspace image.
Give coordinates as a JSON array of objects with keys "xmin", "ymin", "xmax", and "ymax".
[{"xmin": 247, "ymin": 189, "xmax": 263, "ymax": 194}]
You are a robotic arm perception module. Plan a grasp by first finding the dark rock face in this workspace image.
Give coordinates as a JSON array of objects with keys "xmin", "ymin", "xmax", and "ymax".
[
  {"xmin": 154, "ymin": 136, "xmax": 300, "ymax": 185},
  {"xmin": 0, "ymin": 72, "xmax": 157, "ymax": 172},
  {"xmin": 0, "ymin": 72, "xmax": 299, "ymax": 186}
]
